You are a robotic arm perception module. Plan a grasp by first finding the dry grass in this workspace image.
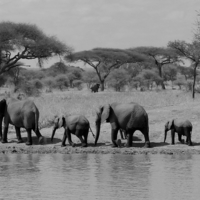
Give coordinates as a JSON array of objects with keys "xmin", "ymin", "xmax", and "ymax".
[
  {"xmin": 1, "ymin": 88, "xmax": 200, "ymax": 150},
  {"xmin": 28, "ymin": 89, "xmax": 200, "ymax": 146}
]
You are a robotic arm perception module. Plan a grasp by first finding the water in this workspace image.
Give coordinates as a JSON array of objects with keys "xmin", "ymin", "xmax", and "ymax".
[{"xmin": 0, "ymin": 153, "xmax": 200, "ymax": 200}]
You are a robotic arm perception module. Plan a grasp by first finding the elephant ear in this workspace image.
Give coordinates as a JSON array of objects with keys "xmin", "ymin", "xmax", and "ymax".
[
  {"xmin": 168, "ymin": 120, "xmax": 174, "ymax": 130},
  {"xmin": 101, "ymin": 104, "xmax": 110, "ymax": 123},
  {"xmin": 57, "ymin": 116, "xmax": 65, "ymax": 128}
]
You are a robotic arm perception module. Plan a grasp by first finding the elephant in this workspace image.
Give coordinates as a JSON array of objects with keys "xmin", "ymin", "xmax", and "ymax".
[
  {"xmin": 0, "ymin": 98, "xmax": 44, "ymax": 145},
  {"xmin": 51, "ymin": 115, "xmax": 95, "ymax": 147},
  {"xmin": 119, "ymin": 129, "xmax": 127, "ymax": 140},
  {"xmin": 90, "ymin": 83, "xmax": 100, "ymax": 93},
  {"xmin": 95, "ymin": 102, "xmax": 150, "ymax": 148},
  {"xmin": 164, "ymin": 119, "xmax": 193, "ymax": 146}
]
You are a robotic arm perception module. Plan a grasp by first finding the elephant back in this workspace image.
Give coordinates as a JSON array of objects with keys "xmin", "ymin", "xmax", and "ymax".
[{"xmin": 127, "ymin": 104, "xmax": 148, "ymax": 129}]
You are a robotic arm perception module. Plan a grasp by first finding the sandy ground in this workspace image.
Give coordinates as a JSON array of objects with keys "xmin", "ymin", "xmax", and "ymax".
[{"xmin": 1, "ymin": 90, "xmax": 200, "ymax": 154}]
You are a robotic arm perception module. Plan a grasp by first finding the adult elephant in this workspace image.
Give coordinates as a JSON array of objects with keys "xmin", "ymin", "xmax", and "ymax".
[
  {"xmin": 164, "ymin": 119, "xmax": 193, "ymax": 146},
  {"xmin": 51, "ymin": 115, "xmax": 95, "ymax": 147},
  {"xmin": 0, "ymin": 98, "xmax": 44, "ymax": 145},
  {"xmin": 94, "ymin": 102, "xmax": 150, "ymax": 148},
  {"xmin": 90, "ymin": 83, "xmax": 100, "ymax": 93}
]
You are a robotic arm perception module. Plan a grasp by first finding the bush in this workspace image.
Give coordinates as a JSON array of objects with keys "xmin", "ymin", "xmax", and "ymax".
[
  {"xmin": 43, "ymin": 77, "xmax": 56, "ymax": 92},
  {"xmin": 20, "ymin": 81, "xmax": 41, "ymax": 97},
  {"xmin": 31, "ymin": 79, "xmax": 43, "ymax": 90},
  {"xmin": 73, "ymin": 80, "xmax": 83, "ymax": 90},
  {"xmin": 54, "ymin": 75, "xmax": 69, "ymax": 91},
  {"xmin": 174, "ymin": 75, "xmax": 187, "ymax": 90},
  {"xmin": 108, "ymin": 69, "xmax": 130, "ymax": 91}
]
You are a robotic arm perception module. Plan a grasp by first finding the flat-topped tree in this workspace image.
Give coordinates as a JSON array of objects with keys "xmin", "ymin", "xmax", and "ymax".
[
  {"xmin": 0, "ymin": 21, "xmax": 72, "ymax": 75},
  {"xmin": 168, "ymin": 40, "xmax": 200, "ymax": 98},
  {"xmin": 65, "ymin": 48, "xmax": 147, "ymax": 91},
  {"xmin": 131, "ymin": 47, "xmax": 179, "ymax": 89}
]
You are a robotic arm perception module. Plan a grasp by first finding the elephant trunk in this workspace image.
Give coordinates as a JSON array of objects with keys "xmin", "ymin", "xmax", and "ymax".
[
  {"xmin": 0, "ymin": 116, "xmax": 3, "ymax": 140},
  {"xmin": 51, "ymin": 127, "xmax": 57, "ymax": 142},
  {"xmin": 95, "ymin": 119, "xmax": 101, "ymax": 145},
  {"xmin": 164, "ymin": 129, "xmax": 167, "ymax": 143}
]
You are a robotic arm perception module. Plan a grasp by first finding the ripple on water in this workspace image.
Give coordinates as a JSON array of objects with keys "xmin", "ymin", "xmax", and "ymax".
[{"xmin": 0, "ymin": 154, "xmax": 199, "ymax": 200}]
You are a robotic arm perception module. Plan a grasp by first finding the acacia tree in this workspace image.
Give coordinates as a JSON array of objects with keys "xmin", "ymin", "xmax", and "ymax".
[
  {"xmin": 65, "ymin": 48, "xmax": 147, "ymax": 91},
  {"xmin": 168, "ymin": 40, "xmax": 200, "ymax": 98},
  {"xmin": 131, "ymin": 47, "xmax": 179, "ymax": 89},
  {"xmin": 0, "ymin": 21, "xmax": 72, "ymax": 75}
]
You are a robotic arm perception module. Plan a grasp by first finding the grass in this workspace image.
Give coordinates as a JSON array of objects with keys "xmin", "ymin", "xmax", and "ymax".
[
  {"xmin": 2, "ymin": 87, "xmax": 200, "ymax": 147},
  {"xmin": 28, "ymin": 89, "xmax": 200, "ymax": 146}
]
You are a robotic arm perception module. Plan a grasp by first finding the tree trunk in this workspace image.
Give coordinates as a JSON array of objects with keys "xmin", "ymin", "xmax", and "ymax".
[
  {"xmin": 100, "ymin": 80, "xmax": 105, "ymax": 91},
  {"xmin": 192, "ymin": 65, "xmax": 197, "ymax": 99},
  {"xmin": 157, "ymin": 64, "xmax": 165, "ymax": 90}
]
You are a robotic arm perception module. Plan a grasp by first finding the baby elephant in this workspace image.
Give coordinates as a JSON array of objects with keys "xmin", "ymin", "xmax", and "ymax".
[
  {"xmin": 51, "ymin": 115, "xmax": 95, "ymax": 147},
  {"xmin": 164, "ymin": 119, "xmax": 193, "ymax": 146}
]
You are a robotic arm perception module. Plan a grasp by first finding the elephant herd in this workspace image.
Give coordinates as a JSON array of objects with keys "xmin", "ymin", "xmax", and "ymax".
[{"xmin": 0, "ymin": 97, "xmax": 193, "ymax": 147}]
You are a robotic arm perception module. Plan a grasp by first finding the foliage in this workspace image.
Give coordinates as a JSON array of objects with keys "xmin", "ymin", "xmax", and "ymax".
[
  {"xmin": 163, "ymin": 64, "xmax": 177, "ymax": 87},
  {"xmin": 43, "ymin": 77, "xmax": 56, "ymax": 92},
  {"xmin": 73, "ymin": 80, "xmax": 83, "ymax": 90},
  {"xmin": 135, "ymin": 69, "xmax": 163, "ymax": 90},
  {"xmin": 31, "ymin": 79, "xmax": 43, "ymax": 90},
  {"xmin": 19, "ymin": 81, "xmax": 41, "ymax": 97},
  {"xmin": 173, "ymin": 75, "xmax": 187, "ymax": 90},
  {"xmin": 131, "ymin": 47, "xmax": 180, "ymax": 89},
  {"xmin": 0, "ymin": 22, "xmax": 72, "ymax": 75},
  {"xmin": 108, "ymin": 68, "xmax": 130, "ymax": 91},
  {"xmin": 54, "ymin": 75, "xmax": 69, "ymax": 91},
  {"xmin": 168, "ymin": 40, "xmax": 200, "ymax": 98},
  {"xmin": 0, "ymin": 75, "xmax": 6, "ymax": 87},
  {"xmin": 178, "ymin": 66, "xmax": 194, "ymax": 80},
  {"xmin": 82, "ymin": 70, "xmax": 99, "ymax": 88},
  {"xmin": 65, "ymin": 48, "xmax": 148, "ymax": 91}
]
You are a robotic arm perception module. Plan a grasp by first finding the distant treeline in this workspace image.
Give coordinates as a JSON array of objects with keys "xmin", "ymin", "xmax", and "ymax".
[{"xmin": 0, "ymin": 61, "xmax": 198, "ymax": 96}]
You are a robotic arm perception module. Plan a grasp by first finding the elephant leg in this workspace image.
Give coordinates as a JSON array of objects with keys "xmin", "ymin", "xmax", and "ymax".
[
  {"xmin": 2, "ymin": 125, "xmax": 9, "ymax": 143},
  {"xmin": 26, "ymin": 128, "xmax": 32, "ymax": 145},
  {"xmin": 141, "ymin": 128, "xmax": 151, "ymax": 148},
  {"xmin": 15, "ymin": 127, "xmax": 23, "ymax": 143},
  {"xmin": 78, "ymin": 134, "xmax": 87, "ymax": 147},
  {"xmin": 34, "ymin": 128, "xmax": 44, "ymax": 144},
  {"xmin": 124, "ymin": 130, "xmax": 127, "ymax": 139},
  {"xmin": 186, "ymin": 130, "xmax": 192, "ymax": 146},
  {"xmin": 111, "ymin": 128, "xmax": 119, "ymax": 148},
  {"xmin": 82, "ymin": 130, "xmax": 88, "ymax": 147},
  {"xmin": 120, "ymin": 129, "xmax": 124, "ymax": 140},
  {"xmin": 178, "ymin": 134, "xmax": 184, "ymax": 144},
  {"xmin": 61, "ymin": 129, "xmax": 67, "ymax": 147},
  {"xmin": 171, "ymin": 130, "xmax": 175, "ymax": 145},
  {"xmin": 65, "ymin": 129, "xmax": 75, "ymax": 147},
  {"xmin": 125, "ymin": 129, "xmax": 134, "ymax": 147}
]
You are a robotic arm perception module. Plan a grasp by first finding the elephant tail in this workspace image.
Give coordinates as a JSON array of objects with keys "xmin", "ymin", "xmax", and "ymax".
[
  {"xmin": 34, "ymin": 109, "xmax": 39, "ymax": 133},
  {"xmin": 89, "ymin": 125, "xmax": 95, "ymax": 138}
]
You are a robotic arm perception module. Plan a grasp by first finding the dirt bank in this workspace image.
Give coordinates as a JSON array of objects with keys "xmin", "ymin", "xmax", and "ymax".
[{"xmin": 1, "ymin": 127, "xmax": 200, "ymax": 155}]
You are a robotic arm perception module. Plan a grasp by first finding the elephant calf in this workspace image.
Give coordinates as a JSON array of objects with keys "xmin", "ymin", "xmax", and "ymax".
[
  {"xmin": 51, "ymin": 115, "xmax": 95, "ymax": 147},
  {"xmin": 164, "ymin": 119, "xmax": 193, "ymax": 146}
]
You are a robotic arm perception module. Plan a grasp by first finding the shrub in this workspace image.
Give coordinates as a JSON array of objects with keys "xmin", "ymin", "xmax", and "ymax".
[
  {"xmin": 20, "ymin": 81, "xmax": 41, "ymax": 97},
  {"xmin": 43, "ymin": 77, "xmax": 56, "ymax": 92},
  {"xmin": 108, "ymin": 69, "xmax": 130, "ymax": 91},
  {"xmin": 73, "ymin": 80, "xmax": 83, "ymax": 90},
  {"xmin": 54, "ymin": 75, "xmax": 69, "ymax": 91}
]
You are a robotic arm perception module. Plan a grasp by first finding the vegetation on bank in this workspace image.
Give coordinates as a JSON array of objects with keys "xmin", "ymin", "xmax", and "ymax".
[{"xmin": 0, "ymin": 15, "xmax": 200, "ymax": 98}]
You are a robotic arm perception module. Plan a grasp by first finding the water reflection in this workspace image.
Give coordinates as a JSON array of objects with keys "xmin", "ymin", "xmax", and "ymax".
[{"xmin": 0, "ymin": 154, "xmax": 199, "ymax": 199}]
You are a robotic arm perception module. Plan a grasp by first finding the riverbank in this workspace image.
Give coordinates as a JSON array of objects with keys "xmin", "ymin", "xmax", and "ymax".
[
  {"xmin": 1, "ymin": 126, "xmax": 200, "ymax": 154},
  {"xmin": 1, "ymin": 89, "xmax": 200, "ymax": 154}
]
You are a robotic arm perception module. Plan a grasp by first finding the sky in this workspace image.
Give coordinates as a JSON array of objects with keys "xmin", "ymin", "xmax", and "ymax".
[{"xmin": 0, "ymin": 0, "xmax": 199, "ymax": 68}]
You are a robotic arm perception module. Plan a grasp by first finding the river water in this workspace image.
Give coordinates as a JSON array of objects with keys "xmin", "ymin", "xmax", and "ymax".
[{"xmin": 0, "ymin": 153, "xmax": 199, "ymax": 200}]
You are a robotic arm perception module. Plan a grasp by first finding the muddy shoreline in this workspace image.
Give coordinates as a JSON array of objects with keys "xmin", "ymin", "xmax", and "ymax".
[{"xmin": 1, "ymin": 144, "xmax": 200, "ymax": 154}]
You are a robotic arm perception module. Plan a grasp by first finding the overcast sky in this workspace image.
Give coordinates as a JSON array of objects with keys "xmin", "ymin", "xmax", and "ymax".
[{"xmin": 0, "ymin": 0, "xmax": 199, "ymax": 67}]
